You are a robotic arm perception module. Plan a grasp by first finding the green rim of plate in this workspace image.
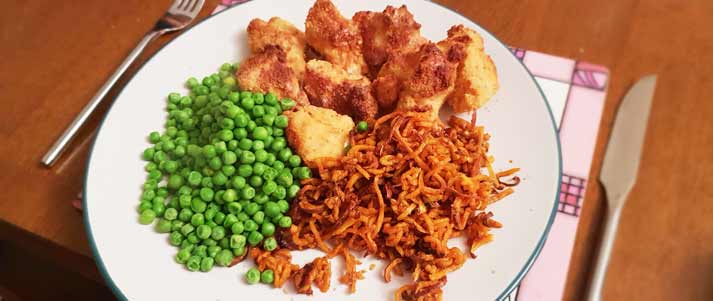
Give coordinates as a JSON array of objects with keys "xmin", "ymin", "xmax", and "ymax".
[{"xmin": 82, "ymin": 1, "xmax": 563, "ymax": 300}]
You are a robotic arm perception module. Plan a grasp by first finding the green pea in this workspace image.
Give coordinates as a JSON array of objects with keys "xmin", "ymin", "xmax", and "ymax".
[
  {"xmin": 274, "ymin": 115, "xmax": 288, "ymax": 128},
  {"xmin": 200, "ymin": 188, "xmax": 214, "ymax": 202},
  {"xmin": 215, "ymin": 141, "xmax": 228, "ymax": 154},
  {"xmin": 262, "ymin": 167, "xmax": 278, "ymax": 181},
  {"xmin": 247, "ymin": 120, "xmax": 257, "ymax": 132},
  {"xmin": 261, "ymin": 115, "xmax": 275, "ymax": 127},
  {"xmin": 196, "ymin": 224, "xmax": 212, "ymax": 239},
  {"xmin": 247, "ymin": 231, "xmax": 264, "ymax": 246},
  {"xmin": 171, "ymin": 220, "xmax": 185, "ymax": 232},
  {"xmin": 280, "ymin": 99, "xmax": 296, "ymax": 111},
  {"xmin": 222, "ymin": 165, "xmax": 236, "ymax": 176},
  {"xmin": 181, "ymin": 223, "xmax": 196, "ymax": 236},
  {"xmin": 212, "ymin": 172, "xmax": 228, "ymax": 186},
  {"xmin": 149, "ymin": 132, "xmax": 161, "ymax": 143},
  {"xmin": 222, "ymin": 151, "xmax": 238, "ymax": 165},
  {"xmin": 223, "ymin": 189, "xmax": 237, "ymax": 203},
  {"xmin": 185, "ymin": 255, "xmax": 200, "ymax": 271},
  {"xmin": 253, "ymin": 211, "xmax": 265, "ymax": 225},
  {"xmin": 265, "ymin": 93, "xmax": 278, "ymax": 105},
  {"xmin": 169, "ymin": 231, "xmax": 184, "ymax": 246},
  {"xmin": 139, "ymin": 209, "xmax": 156, "ymax": 225},
  {"xmin": 296, "ymin": 167, "xmax": 312, "ymax": 180},
  {"xmin": 155, "ymin": 219, "xmax": 172, "ymax": 233},
  {"xmin": 254, "ymin": 150, "xmax": 268, "ymax": 163},
  {"xmin": 272, "ymin": 186, "xmax": 286, "ymax": 200},
  {"xmin": 287, "ymin": 184, "xmax": 300, "ymax": 199},
  {"xmin": 231, "ymin": 221, "xmax": 245, "ymax": 234},
  {"xmin": 251, "ymin": 106, "xmax": 265, "ymax": 118},
  {"xmin": 265, "ymin": 105, "xmax": 280, "ymax": 117},
  {"xmin": 260, "ymin": 269, "xmax": 275, "ymax": 285},
  {"xmin": 219, "ymin": 237, "xmax": 230, "ymax": 249},
  {"xmin": 227, "ymin": 202, "xmax": 242, "ymax": 215},
  {"xmin": 207, "ymin": 245, "xmax": 222, "ymax": 258},
  {"xmin": 143, "ymin": 147, "xmax": 156, "ymax": 161},
  {"xmin": 204, "ymin": 208, "xmax": 217, "ymax": 221},
  {"xmin": 276, "ymin": 170, "xmax": 293, "ymax": 187},
  {"xmin": 186, "ymin": 232, "xmax": 199, "ymax": 244},
  {"xmin": 138, "ymin": 201, "xmax": 152, "ymax": 213},
  {"xmin": 151, "ymin": 202, "xmax": 165, "ymax": 217},
  {"xmin": 233, "ymin": 245, "xmax": 246, "ymax": 257},
  {"xmin": 164, "ymin": 208, "xmax": 179, "ymax": 220},
  {"xmin": 278, "ymin": 216, "xmax": 292, "ymax": 228},
  {"xmin": 277, "ymin": 148, "xmax": 292, "ymax": 162},
  {"xmin": 233, "ymin": 115, "xmax": 248, "ymax": 129},
  {"xmin": 240, "ymin": 186, "xmax": 256, "ymax": 199},
  {"xmin": 272, "ymin": 161, "xmax": 285, "ymax": 172},
  {"xmin": 148, "ymin": 169, "xmax": 163, "ymax": 181},
  {"xmin": 262, "ymin": 181, "xmax": 277, "ymax": 195},
  {"xmin": 253, "ymin": 193, "xmax": 269, "ymax": 205},
  {"xmin": 240, "ymin": 151, "xmax": 256, "ymax": 164},
  {"xmin": 179, "ymin": 208, "xmax": 194, "ymax": 222},
  {"xmin": 264, "ymin": 202, "xmax": 281, "ymax": 218},
  {"xmin": 265, "ymin": 153, "xmax": 276, "ymax": 166},
  {"xmin": 261, "ymin": 222, "xmax": 275, "ymax": 236},
  {"xmin": 231, "ymin": 176, "xmax": 247, "ymax": 189},
  {"xmin": 211, "ymin": 226, "xmax": 226, "ymax": 240},
  {"xmin": 252, "ymin": 162, "xmax": 266, "ymax": 176},
  {"xmin": 223, "ymin": 214, "xmax": 238, "ymax": 229},
  {"xmin": 176, "ymin": 248, "xmax": 192, "ymax": 264},
  {"xmin": 272, "ymin": 128, "xmax": 284, "ymax": 137},
  {"xmin": 194, "ymin": 245, "xmax": 208, "ymax": 258},
  {"xmin": 191, "ymin": 198, "xmax": 207, "ymax": 213},
  {"xmin": 244, "ymin": 220, "xmax": 258, "ymax": 232},
  {"xmin": 253, "ymin": 93, "xmax": 264, "ymax": 104},
  {"xmin": 203, "ymin": 238, "xmax": 217, "ymax": 247},
  {"xmin": 246, "ymin": 267, "xmax": 260, "ymax": 284},
  {"xmin": 240, "ymin": 97, "xmax": 254, "ymax": 110},
  {"xmin": 237, "ymin": 212, "xmax": 250, "ymax": 222},
  {"xmin": 213, "ymin": 211, "xmax": 226, "ymax": 225},
  {"xmin": 270, "ymin": 139, "xmax": 286, "ymax": 153},
  {"xmin": 287, "ymin": 155, "xmax": 301, "ymax": 168},
  {"xmin": 230, "ymin": 234, "xmax": 246, "ymax": 249},
  {"xmin": 202, "ymin": 145, "xmax": 217, "ymax": 158},
  {"xmin": 215, "ymin": 249, "xmax": 233, "ymax": 267},
  {"xmin": 178, "ymin": 195, "xmax": 192, "ymax": 209},
  {"xmin": 249, "ymin": 176, "xmax": 263, "ymax": 188},
  {"xmin": 208, "ymin": 156, "xmax": 222, "ymax": 170},
  {"xmin": 263, "ymin": 237, "xmax": 278, "ymax": 252},
  {"xmin": 238, "ymin": 165, "xmax": 253, "ymax": 177},
  {"xmin": 190, "ymin": 213, "xmax": 205, "ymax": 226},
  {"xmin": 244, "ymin": 202, "xmax": 260, "ymax": 216}
]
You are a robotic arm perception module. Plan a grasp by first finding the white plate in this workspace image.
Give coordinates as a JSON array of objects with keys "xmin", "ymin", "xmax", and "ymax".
[{"xmin": 84, "ymin": 0, "xmax": 561, "ymax": 300}]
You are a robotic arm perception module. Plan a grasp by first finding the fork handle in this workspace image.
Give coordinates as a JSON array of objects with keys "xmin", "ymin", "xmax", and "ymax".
[
  {"xmin": 586, "ymin": 205, "xmax": 623, "ymax": 301},
  {"xmin": 41, "ymin": 31, "xmax": 160, "ymax": 166}
]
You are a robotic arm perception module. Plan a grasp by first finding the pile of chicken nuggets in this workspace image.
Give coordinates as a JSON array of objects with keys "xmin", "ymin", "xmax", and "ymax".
[{"xmin": 236, "ymin": 0, "xmax": 499, "ymax": 167}]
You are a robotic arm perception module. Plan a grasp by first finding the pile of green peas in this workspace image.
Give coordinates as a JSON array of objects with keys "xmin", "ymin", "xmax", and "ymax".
[{"xmin": 138, "ymin": 63, "xmax": 312, "ymax": 275}]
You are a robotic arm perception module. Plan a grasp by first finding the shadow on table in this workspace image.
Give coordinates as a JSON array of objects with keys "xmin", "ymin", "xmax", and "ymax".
[{"xmin": 0, "ymin": 241, "xmax": 116, "ymax": 301}]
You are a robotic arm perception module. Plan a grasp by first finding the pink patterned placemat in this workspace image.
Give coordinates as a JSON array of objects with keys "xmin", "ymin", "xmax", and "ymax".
[
  {"xmin": 213, "ymin": 2, "xmax": 609, "ymax": 300},
  {"xmin": 504, "ymin": 49, "xmax": 608, "ymax": 301}
]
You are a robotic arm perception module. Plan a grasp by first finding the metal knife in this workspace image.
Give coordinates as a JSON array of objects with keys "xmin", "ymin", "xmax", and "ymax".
[{"xmin": 586, "ymin": 75, "xmax": 657, "ymax": 301}]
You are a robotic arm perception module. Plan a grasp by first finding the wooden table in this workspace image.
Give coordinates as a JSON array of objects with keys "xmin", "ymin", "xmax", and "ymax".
[{"xmin": 1, "ymin": 0, "xmax": 712, "ymax": 300}]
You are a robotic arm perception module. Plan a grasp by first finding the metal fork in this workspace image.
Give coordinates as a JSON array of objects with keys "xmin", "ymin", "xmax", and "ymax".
[{"xmin": 41, "ymin": 0, "xmax": 205, "ymax": 166}]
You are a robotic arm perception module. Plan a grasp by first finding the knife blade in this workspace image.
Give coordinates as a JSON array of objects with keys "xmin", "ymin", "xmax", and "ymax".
[{"xmin": 587, "ymin": 75, "xmax": 657, "ymax": 301}]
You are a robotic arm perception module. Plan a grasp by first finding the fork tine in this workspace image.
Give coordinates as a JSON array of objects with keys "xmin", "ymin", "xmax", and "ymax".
[
  {"xmin": 170, "ymin": 0, "xmax": 184, "ymax": 11},
  {"xmin": 189, "ymin": 0, "xmax": 199, "ymax": 12},
  {"xmin": 191, "ymin": 0, "xmax": 205, "ymax": 13}
]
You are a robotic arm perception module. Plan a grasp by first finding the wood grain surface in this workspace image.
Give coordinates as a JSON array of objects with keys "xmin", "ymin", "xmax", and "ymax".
[{"xmin": 1, "ymin": 0, "xmax": 712, "ymax": 300}]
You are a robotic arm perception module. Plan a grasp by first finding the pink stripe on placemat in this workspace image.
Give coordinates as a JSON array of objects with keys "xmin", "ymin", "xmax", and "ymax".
[
  {"xmin": 523, "ymin": 51, "xmax": 576, "ymax": 83},
  {"xmin": 559, "ymin": 86, "xmax": 605, "ymax": 179}
]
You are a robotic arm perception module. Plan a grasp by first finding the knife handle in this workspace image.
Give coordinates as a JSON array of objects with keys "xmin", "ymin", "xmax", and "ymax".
[{"xmin": 586, "ymin": 205, "xmax": 623, "ymax": 301}]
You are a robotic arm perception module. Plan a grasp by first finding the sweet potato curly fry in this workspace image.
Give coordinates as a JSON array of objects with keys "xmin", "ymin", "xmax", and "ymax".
[{"xmin": 274, "ymin": 110, "xmax": 516, "ymax": 300}]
